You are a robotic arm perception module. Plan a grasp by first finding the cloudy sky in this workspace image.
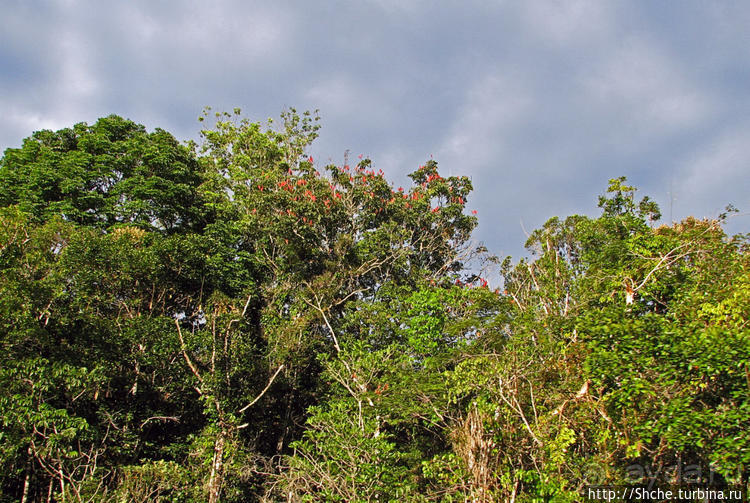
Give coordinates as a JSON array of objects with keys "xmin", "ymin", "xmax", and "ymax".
[{"xmin": 2, "ymin": 0, "xmax": 748, "ymax": 261}]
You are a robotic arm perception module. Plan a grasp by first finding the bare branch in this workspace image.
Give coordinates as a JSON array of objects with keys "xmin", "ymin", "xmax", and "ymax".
[
  {"xmin": 238, "ymin": 364, "xmax": 285, "ymax": 413},
  {"xmin": 140, "ymin": 416, "xmax": 180, "ymax": 428},
  {"xmin": 174, "ymin": 319, "xmax": 203, "ymax": 388},
  {"xmin": 303, "ymin": 291, "xmax": 341, "ymax": 353},
  {"xmin": 241, "ymin": 292, "xmax": 253, "ymax": 317}
]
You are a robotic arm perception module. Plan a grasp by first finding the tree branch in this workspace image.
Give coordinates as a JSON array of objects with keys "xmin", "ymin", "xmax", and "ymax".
[
  {"xmin": 175, "ymin": 319, "xmax": 203, "ymax": 388},
  {"xmin": 238, "ymin": 364, "xmax": 285, "ymax": 413},
  {"xmin": 303, "ymin": 291, "xmax": 341, "ymax": 353}
]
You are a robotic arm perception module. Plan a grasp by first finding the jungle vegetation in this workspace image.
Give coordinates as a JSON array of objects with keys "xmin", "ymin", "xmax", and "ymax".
[{"xmin": 0, "ymin": 110, "xmax": 747, "ymax": 502}]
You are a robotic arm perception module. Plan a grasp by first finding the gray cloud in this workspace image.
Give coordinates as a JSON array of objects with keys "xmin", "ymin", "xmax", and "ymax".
[{"xmin": 1, "ymin": 0, "xmax": 748, "ymax": 262}]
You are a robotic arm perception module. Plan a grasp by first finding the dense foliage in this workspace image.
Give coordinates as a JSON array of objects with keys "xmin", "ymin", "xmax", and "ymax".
[{"xmin": 0, "ymin": 112, "xmax": 747, "ymax": 502}]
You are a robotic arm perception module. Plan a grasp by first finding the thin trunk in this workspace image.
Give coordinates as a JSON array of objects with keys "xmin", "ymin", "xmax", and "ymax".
[
  {"xmin": 20, "ymin": 447, "xmax": 32, "ymax": 503},
  {"xmin": 276, "ymin": 394, "xmax": 294, "ymax": 453},
  {"xmin": 208, "ymin": 431, "xmax": 226, "ymax": 503},
  {"xmin": 59, "ymin": 467, "xmax": 65, "ymax": 503}
]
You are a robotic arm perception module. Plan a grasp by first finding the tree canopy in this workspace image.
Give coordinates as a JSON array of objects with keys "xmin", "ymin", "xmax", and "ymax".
[{"xmin": 0, "ymin": 111, "xmax": 747, "ymax": 502}]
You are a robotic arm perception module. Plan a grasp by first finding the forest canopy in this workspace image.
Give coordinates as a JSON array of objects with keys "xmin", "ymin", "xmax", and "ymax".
[{"xmin": 0, "ymin": 111, "xmax": 747, "ymax": 502}]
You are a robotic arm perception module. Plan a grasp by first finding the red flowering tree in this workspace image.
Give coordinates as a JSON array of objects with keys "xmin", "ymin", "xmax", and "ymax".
[{"xmin": 178, "ymin": 108, "xmax": 489, "ymax": 501}]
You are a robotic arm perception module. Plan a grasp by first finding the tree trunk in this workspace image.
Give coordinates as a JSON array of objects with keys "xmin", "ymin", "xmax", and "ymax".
[
  {"xmin": 207, "ymin": 431, "xmax": 226, "ymax": 503},
  {"xmin": 20, "ymin": 447, "xmax": 32, "ymax": 503},
  {"xmin": 59, "ymin": 466, "xmax": 65, "ymax": 503},
  {"xmin": 276, "ymin": 393, "xmax": 294, "ymax": 454}
]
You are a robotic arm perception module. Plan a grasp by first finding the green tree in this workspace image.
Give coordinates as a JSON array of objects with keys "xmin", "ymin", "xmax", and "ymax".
[
  {"xmin": 0, "ymin": 118, "xmax": 210, "ymax": 501},
  {"xmin": 0, "ymin": 115, "xmax": 204, "ymax": 232},
  {"xmin": 443, "ymin": 179, "xmax": 748, "ymax": 501},
  {"xmin": 192, "ymin": 109, "xmax": 485, "ymax": 501}
]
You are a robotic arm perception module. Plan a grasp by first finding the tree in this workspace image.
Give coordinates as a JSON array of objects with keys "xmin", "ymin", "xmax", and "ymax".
[
  {"xmin": 448, "ymin": 178, "xmax": 749, "ymax": 501},
  {"xmin": 0, "ymin": 115, "xmax": 204, "ymax": 232},
  {"xmin": 192, "ymin": 109, "xmax": 484, "ymax": 501},
  {"xmin": 0, "ymin": 116, "xmax": 211, "ymax": 501}
]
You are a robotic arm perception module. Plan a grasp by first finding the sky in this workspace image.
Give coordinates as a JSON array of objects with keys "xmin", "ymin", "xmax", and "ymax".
[{"xmin": 2, "ymin": 0, "xmax": 749, "ymax": 264}]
